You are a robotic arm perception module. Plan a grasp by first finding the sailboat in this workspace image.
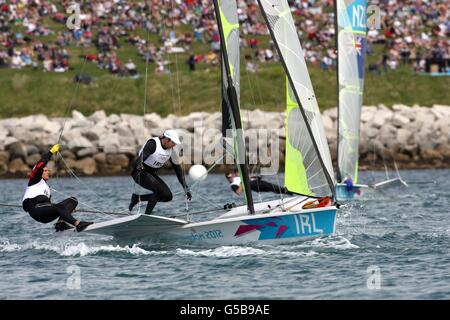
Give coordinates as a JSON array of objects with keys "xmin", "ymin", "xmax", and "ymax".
[
  {"xmin": 80, "ymin": 0, "xmax": 337, "ymax": 244},
  {"xmin": 334, "ymin": 0, "xmax": 406, "ymax": 201}
]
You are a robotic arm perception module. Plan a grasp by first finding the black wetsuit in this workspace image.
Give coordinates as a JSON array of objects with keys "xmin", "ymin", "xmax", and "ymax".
[
  {"xmin": 22, "ymin": 152, "xmax": 78, "ymax": 225},
  {"xmin": 131, "ymin": 139, "xmax": 188, "ymax": 215},
  {"xmin": 230, "ymin": 176, "xmax": 292, "ymax": 195}
]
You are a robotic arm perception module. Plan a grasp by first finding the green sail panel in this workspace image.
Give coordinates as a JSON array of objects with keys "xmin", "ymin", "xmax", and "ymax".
[
  {"xmin": 258, "ymin": 0, "xmax": 335, "ymax": 198},
  {"xmin": 336, "ymin": 0, "xmax": 368, "ymax": 184},
  {"xmin": 285, "ymin": 81, "xmax": 311, "ymax": 195},
  {"xmin": 219, "ymin": 0, "xmax": 240, "ymax": 136}
]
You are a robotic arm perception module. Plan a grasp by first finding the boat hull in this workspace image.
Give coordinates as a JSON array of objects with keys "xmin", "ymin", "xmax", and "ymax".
[
  {"xmin": 336, "ymin": 183, "xmax": 369, "ymax": 201},
  {"xmin": 85, "ymin": 207, "xmax": 337, "ymax": 245},
  {"xmin": 373, "ymin": 178, "xmax": 408, "ymax": 190}
]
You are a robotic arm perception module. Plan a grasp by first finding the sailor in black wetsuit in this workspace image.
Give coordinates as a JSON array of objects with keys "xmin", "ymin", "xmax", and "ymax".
[
  {"xmin": 128, "ymin": 130, "xmax": 192, "ymax": 215},
  {"xmin": 22, "ymin": 144, "xmax": 93, "ymax": 232},
  {"xmin": 226, "ymin": 170, "xmax": 292, "ymax": 196}
]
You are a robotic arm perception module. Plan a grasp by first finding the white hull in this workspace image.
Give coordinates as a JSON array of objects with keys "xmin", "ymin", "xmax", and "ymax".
[
  {"xmin": 336, "ymin": 176, "xmax": 408, "ymax": 201},
  {"xmin": 83, "ymin": 197, "xmax": 337, "ymax": 245},
  {"xmin": 373, "ymin": 177, "xmax": 408, "ymax": 190}
]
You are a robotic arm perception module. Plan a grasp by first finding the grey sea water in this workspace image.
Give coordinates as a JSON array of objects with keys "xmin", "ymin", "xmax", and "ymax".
[{"xmin": 0, "ymin": 169, "xmax": 449, "ymax": 299}]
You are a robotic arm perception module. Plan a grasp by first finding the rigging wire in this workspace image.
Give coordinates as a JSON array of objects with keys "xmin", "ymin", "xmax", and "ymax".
[
  {"xmin": 134, "ymin": 13, "xmax": 153, "ymax": 215},
  {"xmin": 0, "ymin": 202, "xmax": 128, "ymax": 217},
  {"xmin": 57, "ymin": 55, "xmax": 88, "ymax": 144},
  {"xmin": 244, "ymin": 48, "xmax": 287, "ymax": 207},
  {"xmin": 50, "ymin": 187, "xmax": 128, "ymax": 217},
  {"xmin": 56, "ymin": 152, "xmax": 119, "ymax": 213}
]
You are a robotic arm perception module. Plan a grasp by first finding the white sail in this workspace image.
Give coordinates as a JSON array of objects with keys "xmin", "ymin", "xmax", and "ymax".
[
  {"xmin": 336, "ymin": 0, "xmax": 368, "ymax": 183},
  {"xmin": 257, "ymin": 0, "xmax": 335, "ymax": 198}
]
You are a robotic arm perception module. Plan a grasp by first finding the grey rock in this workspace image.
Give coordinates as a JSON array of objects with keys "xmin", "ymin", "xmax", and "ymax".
[
  {"xmin": 93, "ymin": 153, "xmax": 107, "ymax": 164},
  {"xmin": 323, "ymin": 107, "xmax": 337, "ymax": 121},
  {"xmin": 371, "ymin": 109, "xmax": 393, "ymax": 128},
  {"xmin": 76, "ymin": 157, "xmax": 97, "ymax": 175},
  {"xmin": 322, "ymin": 114, "xmax": 334, "ymax": 134},
  {"xmin": 144, "ymin": 113, "xmax": 162, "ymax": 128},
  {"xmin": 361, "ymin": 106, "xmax": 375, "ymax": 123},
  {"xmin": 26, "ymin": 153, "xmax": 41, "ymax": 166},
  {"xmin": 84, "ymin": 123, "xmax": 108, "ymax": 141},
  {"xmin": 8, "ymin": 158, "xmax": 29, "ymax": 174},
  {"xmin": 2, "ymin": 136, "xmax": 19, "ymax": 148},
  {"xmin": 106, "ymin": 154, "xmax": 129, "ymax": 168},
  {"xmin": 43, "ymin": 121, "xmax": 61, "ymax": 134},
  {"xmin": 391, "ymin": 113, "xmax": 410, "ymax": 128},
  {"xmin": 77, "ymin": 147, "xmax": 98, "ymax": 158},
  {"xmin": 204, "ymin": 112, "xmax": 221, "ymax": 129},
  {"xmin": 0, "ymin": 151, "xmax": 10, "ymax": 163},
  {"xmin": 60, "ymin": 150, "xmax": 76, "ymax": 159},
  {"xmin": 72, "ymin": 110, "xmax": 86, "ymax": 121},
  {"xmin": 88, "ymin": 110, "xmax": 107, "ymax": 123},
  {"xmin": 396, "ymin": 128, "xmax": 412, "ymax": 146},
  {"xmin": 7, "ymin": 142, "xmax": 27, "ymax": 159},
  {"xmin": 67, "ymin": 136, "xmax": 94, "ymax": 149},
  {"xmin": 26, "ymin": 145, "xmax": 40, "ymax": 156},
  {"xmin": 0, "ymin": 162, "xmax": 7, "ymax": 175},
  {"xmin": 107, "ymin": 114, "xmax": 121, "ymax": 125}
]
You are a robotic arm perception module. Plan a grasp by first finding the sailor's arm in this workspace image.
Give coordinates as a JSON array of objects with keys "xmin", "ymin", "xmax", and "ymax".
[
  {"xmin": 134, "ymin": 139, "xmax": 156, "ymax": 169},
  {"xmin": 170, "ymin": 156, "xmax": 188, "ymax": 190},
  {"xmin": 28, "ymin": 144, "xmax": 58, "ymax": 186},
  {"xmin": 141, "ymin": 139, "xmax": 156, "ymax": 159},
  {"xmin": 231, "ymin": 184, "xmax": 243, "ymax": 196}
]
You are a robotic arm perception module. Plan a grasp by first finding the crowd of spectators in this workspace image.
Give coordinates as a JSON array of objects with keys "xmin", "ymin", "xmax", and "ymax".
[{"xmin": 0, "ymin": 0, "xmax": 448, "ymax": 77}]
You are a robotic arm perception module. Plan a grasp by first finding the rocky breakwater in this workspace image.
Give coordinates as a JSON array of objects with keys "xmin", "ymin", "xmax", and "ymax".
[{"xmin": 0, "ymin": 105, "xmax": 449, "ymax": 178}]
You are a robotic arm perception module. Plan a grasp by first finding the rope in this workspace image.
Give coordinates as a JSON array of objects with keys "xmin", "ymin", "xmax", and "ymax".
[
  {"xmin": 0, "ymin": 201, "xmax": 128, "ymax": 217},
  {"xmin": 57, "ymin": 152, "xmax": 107, "ymax": 202},
  {"xmin": 170, "ymin": 206, "xmax": 227, "ymax": 219},
  {"xmin": 381, "ymin": 149, "xmax": 390, "ymax": 180},
  {"xmin": 244, "ymin": 63, "xmax": 285, "ymax": 206},
  {"xmin": 134, "ymin": 20, "xmax": 152, "ymax": 214},
  {"xmin": 57, "ymin": 55, "xmax": 88, "ymax": 144},
  {"xmin": 169, "ymin": 0, "xmax": 190, "ymax": 212},
  {"xmin": 49, "ymin": 188, "xmax": 129, "ymax": 217}
]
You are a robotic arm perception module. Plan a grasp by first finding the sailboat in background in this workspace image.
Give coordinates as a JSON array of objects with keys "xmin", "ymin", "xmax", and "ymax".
[
  {"xmin": 79, "ymin": 0, "xmax": 337, "ymax": 244},
  {"xmin": 334, "ymin": 0, "xmax": 406, "ymax": 201}
]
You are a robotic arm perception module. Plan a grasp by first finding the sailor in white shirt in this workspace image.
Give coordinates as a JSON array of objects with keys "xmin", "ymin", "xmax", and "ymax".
[{"xmin": 129, "ymin": 130, "xmax": 192, "ymax": 214}]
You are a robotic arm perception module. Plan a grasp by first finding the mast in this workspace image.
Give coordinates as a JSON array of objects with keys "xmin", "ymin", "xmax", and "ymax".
[
  {"xmin": 334, "ymin": 0, "xmax": 342, "ymax": 183},
  {"xmin": 213, "ymin": 0, "xmax": 255, "ymax": 214},
  {"xmin": 257, "ymin": 0, "xmax": 336, "ymax": 200}
]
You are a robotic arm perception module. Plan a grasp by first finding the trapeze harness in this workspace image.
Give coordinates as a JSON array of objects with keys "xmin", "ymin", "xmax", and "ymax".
[{"xmin": 130, "ymin": 137, "xmax": 187, "ymax": 215}]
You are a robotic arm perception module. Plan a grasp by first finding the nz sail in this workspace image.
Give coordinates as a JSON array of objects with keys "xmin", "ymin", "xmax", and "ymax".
[
  {"xmin": 213, "ymin": 0, "xmax": 255, "ymax": 213},
  {"xmin": 257, "ymin": 0, "xmax": 336, "ymax": 199},
  {"xmin": 336, "ymin": 0, "xmax": 368, "ymax": 184}
]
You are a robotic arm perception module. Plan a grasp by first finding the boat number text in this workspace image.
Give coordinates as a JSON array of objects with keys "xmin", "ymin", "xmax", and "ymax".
[{"xmin": 191, "ymin": 229, "xmax": 223, "ymax": 241}]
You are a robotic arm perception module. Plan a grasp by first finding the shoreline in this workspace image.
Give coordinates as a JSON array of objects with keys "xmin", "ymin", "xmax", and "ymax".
[
  {"xmin": 1, "ymin": 104, "xmax": 449, "ymax": 178},
  {"xmin": 0, "ymin": 166, "xmax": 447, "ymax": 181}
]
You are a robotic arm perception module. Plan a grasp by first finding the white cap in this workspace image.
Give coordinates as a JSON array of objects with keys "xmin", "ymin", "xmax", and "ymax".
[{"xmin": 163, "ymin": 129, "xmax": 181, "ymax": 145}]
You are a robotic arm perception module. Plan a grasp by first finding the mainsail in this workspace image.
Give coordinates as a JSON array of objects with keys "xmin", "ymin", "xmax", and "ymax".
[
  {"xmin": 213, "ymin": 0, "xmax": 255, "ymax": 213},
  {"xmin": 257, "ymin": 0, "xmax": 335, "ymax": 198},
  {"xmin": 336, "ymin": 0, "xmax": 368, "ymax": 183}
]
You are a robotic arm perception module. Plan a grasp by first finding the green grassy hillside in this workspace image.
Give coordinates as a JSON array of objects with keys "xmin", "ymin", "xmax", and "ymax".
[{"xmin": 1, "ymin": 33, "xmax": 449, "ymax": 118}]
